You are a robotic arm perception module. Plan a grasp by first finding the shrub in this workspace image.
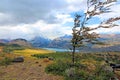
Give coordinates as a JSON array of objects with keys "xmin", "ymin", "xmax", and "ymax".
[
  {"xmin": 3, "ymin": 44, "xmax": 25, "ymax": 53},
  {"xmin": 0, "ymin": 57, "xmax": 13, "ymax": 66},
  {"xmin": 32, "ymin": 54, "xmax": 48, "ymax": 58},
  {"xmin": 45, "ymin": 60, "xmax": 71, "ymax": 76}
]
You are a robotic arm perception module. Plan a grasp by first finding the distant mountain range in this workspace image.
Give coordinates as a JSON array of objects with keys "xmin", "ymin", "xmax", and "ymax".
[
  {"xmin": 30, "ymin": 34, "xmax": 120, "ymax": 52},
  {"xmin": 29, "ymin": 35, "xmax": 72, "ymax": 48},
  {"xmin": 0, "ymin": 38, "xmax": 32, "ymax": 48},
  {"xmin": 30, "ymin": 36, "xmax": 51, "ymax": 48},
  {"xmin": 0, "ymin": 34, "xmax": 120, "ymax": 52},
  {"xmin": 48, "ymin": 35, "xmax": 72, "ymax": 48},
  {"xmin": 0, "ymin": 39, "xmax": 10, "ymax": 43}
]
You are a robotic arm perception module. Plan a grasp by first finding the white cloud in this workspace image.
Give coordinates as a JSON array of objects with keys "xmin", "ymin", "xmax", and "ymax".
[
  {"xmin": 56, "ymin": 13, "xmax": 73, "ymax": 24},
  {"xmin": 0, "ymin": 0, "xmax": 120, "ymax": 40},
  {"xmin": 0, "ymin": 15, "xmax": 73, "ymax": 40}
]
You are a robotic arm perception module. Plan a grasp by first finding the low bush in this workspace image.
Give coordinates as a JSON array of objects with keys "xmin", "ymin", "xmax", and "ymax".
[
  {"xmin": 33, "ymin": 52, "xmax": 118, "ymax": 80},
  {"xmin": 45, "ymin": 60, "xmax": 71, "ymax": 76},
  {"xmin": 3, "ymin": 44, "xmax": 24, "ymax": 53},
  {"xmin": 32, "ymin": 54, "xmax": 48, "ymax": 58},
  {"xmin": 0, "ymin": 57, "xmax": 13, "ymax": 66}
]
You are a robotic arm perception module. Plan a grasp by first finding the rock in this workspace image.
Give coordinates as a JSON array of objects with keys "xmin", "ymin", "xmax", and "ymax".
[
  {"xmin": 103, "ymin": 65, "xmax": 113, "ymax": 72},
  {"xmin": 110, "ymin": 63, "xmax": 120, "ymax": 69},
  {"xmin": 65, "ymin": 68, "xmax": 75, "ymax": 77},
  {"xmin": 35, "ymin": 61, "xmax": 39, "ymax": 64},
  {"xmin": 12, "ymin": 56, "xmax": 24, "ymax": 62},
  {"xmin": 38, "ymin": 64, "xmax": 42, "ymax": 67},
  {"xmin": 48, "ymin": 57, "xmax": 54, "ymax": 60}
]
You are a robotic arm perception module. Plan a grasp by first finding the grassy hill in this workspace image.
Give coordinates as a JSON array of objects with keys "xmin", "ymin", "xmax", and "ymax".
[{"xmin": 0, "ymin": 42, "xmax": 120, "ymax": 80}]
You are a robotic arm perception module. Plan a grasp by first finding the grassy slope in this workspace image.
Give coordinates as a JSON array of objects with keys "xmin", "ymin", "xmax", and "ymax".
[
  {"xmin": 0, "ymin": 48, "xmax": 63, "ymax": 80},
  {"xmin": 13, "ymin": 48, "xmax": 54, "ymax": 57},
  {"xmin": 0, "ymin": 46, "xmax": 120, "ymax": 80},
  {"xmin": 33, "ymin": 52, "xmax": 120, "ymax": 80}
]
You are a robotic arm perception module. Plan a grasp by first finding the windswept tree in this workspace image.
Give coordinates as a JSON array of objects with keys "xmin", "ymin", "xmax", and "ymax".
[{"xmin": 71, "ymin": 0, "xmax": 120, "ymax": 64}]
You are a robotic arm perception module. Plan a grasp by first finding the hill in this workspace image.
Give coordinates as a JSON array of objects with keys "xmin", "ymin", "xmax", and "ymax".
[
  {"xmin": 0, "ymin": 39, "xmax": 10, "ymax": 43},
  {"xmin": 8, "ymin": 38, "xmax": 32, "ymax": 48},
  {"xmin": 48, "ymin": 35, "xmax": 71, "ymax": 48}
]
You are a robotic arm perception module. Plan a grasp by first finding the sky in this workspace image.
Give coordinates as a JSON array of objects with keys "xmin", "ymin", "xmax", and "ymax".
[{"xmin": 0, "ymin": 0, "xmax": 120, "ymax": 40}]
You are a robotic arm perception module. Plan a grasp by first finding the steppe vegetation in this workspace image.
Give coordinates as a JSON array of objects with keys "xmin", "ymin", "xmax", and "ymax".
[
  {"xmin": 33, "ymin": 52, "xmax": 120, "ymax": 80},
  {"xmin": 0, "ymin": 46, "xmax": 63, "ymax": 80},
  {"xmin": 0, "ymin": 43, "xmax": 120, "ymax": 80}
]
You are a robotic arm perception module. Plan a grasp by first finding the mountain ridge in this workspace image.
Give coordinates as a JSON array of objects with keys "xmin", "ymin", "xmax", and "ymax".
[{"xmin": 0, "ymin": 33, "xmax": 120, "ymax": 52}]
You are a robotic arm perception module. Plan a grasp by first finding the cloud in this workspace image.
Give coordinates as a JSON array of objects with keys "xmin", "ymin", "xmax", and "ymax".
[
  {"xmin": 0, "ymin": 0, "xmax": 119, "ymax": 40},
  {"xmin": 0, "ymin": 0, "xmax": 85, "ymax": 25},
  {"xmin": 0, "ymin": 13, "xmax": 14, "ymax": 25},
  {"xmin": 0, "ymin": 0, "xmax": 66, "ymax": 25},
  {"xmin": 0, "ymin": 0, "xmax": 119, "ymax": 26},
  {"xmin": 0, "ymin": 13, "xmax": 73, "ymax": 40}
]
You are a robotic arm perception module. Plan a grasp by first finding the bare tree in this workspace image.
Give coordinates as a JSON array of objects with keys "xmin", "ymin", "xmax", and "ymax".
[{"xmin": 71, "ymin": 0, "xmax": 120, "ymax": 64}]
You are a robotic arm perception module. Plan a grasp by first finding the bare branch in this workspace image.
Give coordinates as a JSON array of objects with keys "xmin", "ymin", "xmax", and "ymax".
[{"xmin": 105, "ymin": 17, "xmax": 120, "ymax": 24}]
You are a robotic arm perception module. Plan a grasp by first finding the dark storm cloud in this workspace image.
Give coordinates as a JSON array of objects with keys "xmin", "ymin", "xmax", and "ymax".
[{"xmin": 0, "ymin": 0, "xmax": 67, "ymax": 25}]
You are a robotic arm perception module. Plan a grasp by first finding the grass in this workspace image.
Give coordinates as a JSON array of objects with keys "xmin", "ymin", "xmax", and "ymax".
[
  {"xmin": 13, "ymin": 48, "xmax": 55, "ymax": 57},
  {"xmin": 33, "ymin": 52, "xmax": 120, "ymax": 80},
  {"xmin": 0, "ymin": 57, "xmax": 13, "ymax": 66},
  {"xmin": 1, "ymin": 46, "xmax": 120, "ymax": 80},
  {"xmin": 0, "ymin": 47, "xmax": 63, "ymax": 80},
  {"xmin": 32, "ymin": 52, "xmax": 71, "ymax": 61}
]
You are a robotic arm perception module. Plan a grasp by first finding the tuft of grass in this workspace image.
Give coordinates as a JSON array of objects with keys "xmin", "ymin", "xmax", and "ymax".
[{"xmin": 0, "ymin": 57, "xmax": 13, "ymax": 66}]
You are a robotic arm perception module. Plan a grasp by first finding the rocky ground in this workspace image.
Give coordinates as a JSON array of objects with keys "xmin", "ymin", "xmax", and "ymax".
[
  {"xmin": 0, "ymin": 48, "xmax": 63, "ymax": 80},
  {"xmin": 0, "ymin": 57, "xmax": 63, "ymax": 80}
]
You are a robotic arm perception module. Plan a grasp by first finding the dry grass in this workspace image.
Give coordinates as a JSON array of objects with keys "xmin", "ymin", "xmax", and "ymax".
[
  {"xmin": 0, "ymin": 48, "xmax": 63, "ymax": 80},
  {"xmin": 80, "ymin": 59, "xmax": 97, "ymax": 72},
  {"xmin": 13, "ymin": 48, "xmax": 54, "ymax": 57}
]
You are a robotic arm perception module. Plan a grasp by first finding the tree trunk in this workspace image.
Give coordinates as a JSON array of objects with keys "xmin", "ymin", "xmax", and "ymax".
[{"xmin": 72, "ymin": 46, "xmax": 76, "ymax": 65}]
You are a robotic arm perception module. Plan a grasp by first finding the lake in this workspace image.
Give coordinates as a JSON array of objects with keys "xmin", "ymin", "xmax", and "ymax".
[{"xmin": 43, "ymin": 48, "xmax": 72, "ymax": 52}]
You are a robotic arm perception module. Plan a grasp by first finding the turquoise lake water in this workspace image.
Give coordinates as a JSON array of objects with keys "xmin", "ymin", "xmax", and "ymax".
[{"xmin": 43, "ymin": 48, "xmax": 72, "ymax": 52}]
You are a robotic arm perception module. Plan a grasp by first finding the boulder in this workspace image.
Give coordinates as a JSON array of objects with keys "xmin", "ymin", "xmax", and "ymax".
[
  {"xmin": 110, "ymin": 63, "xmax": 120, "ymax": 69},
  {"xmin": 103, "ymin": 65, "xmax": 113, "ymax": 72},
  {"xmin": 48, "ymin": 57, "xmax": 54, "ymax": 60},
  {"xmin": 65, "ymin": 68, "xmax": 75, "ymax": 77},
  {"xmin": 12, "ymin": 56, "xmax": 24, "ymax": 62}
]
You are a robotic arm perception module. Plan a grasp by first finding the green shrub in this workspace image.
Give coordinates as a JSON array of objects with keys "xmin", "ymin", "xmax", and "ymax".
[
  {"xmin": 32, "ymin": 54, "xmax": 48, "ymax": 58},
  {"xmin": 0, "ymin": 57, "xmax": 13, "ymax": 66},
  {"xmin": 33, "ymin": 52, "xmax": 71, "ymax": 61},
  {"xmin": 45, "ymin": 60, "xmax": 71, "ymax": 76},
  {"xmin": 0, "ymin": 43, "xmax": 6, "ymax": 46},
  {"xmin": 3, "ymin": 44, "xmax": 24, "ymax": 53}
]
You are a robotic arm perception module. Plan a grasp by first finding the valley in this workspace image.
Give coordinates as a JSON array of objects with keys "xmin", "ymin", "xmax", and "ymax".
[{"xmin": 0, "ymin": 34, "xmax": 120, "ymax": 80}]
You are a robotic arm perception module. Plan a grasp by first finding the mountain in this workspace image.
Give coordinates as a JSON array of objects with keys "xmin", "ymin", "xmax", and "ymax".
[
  {"xmin": 0, "ymin": 39, "xmax": 10, "ymax": 43},
  {"xmin": 48, "ymin": 35, "xmax": 72, "ymax": 48},
  {"xmin": 79, "ymin": 44, "xmax": 120, "ymax": 52},
  {"xmin": 30, "ymin": 36, "xmax": 51, "ymax": 47},
  {"xmin": 8, "ymin": 38, "xmax": 32, "ymax": 48},
  {"xmin": 94, "ymin": 34, "xmax": 120, "ymax": 48},
  {"xmin": 29, "ymin": 34, "xmax": 120, "ymax": 52}
]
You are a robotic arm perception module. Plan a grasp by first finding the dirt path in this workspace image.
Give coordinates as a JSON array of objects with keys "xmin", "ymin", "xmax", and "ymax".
[{"xmin": 0, "ymin": 49, "xmax": 63, "ymax": 80}]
